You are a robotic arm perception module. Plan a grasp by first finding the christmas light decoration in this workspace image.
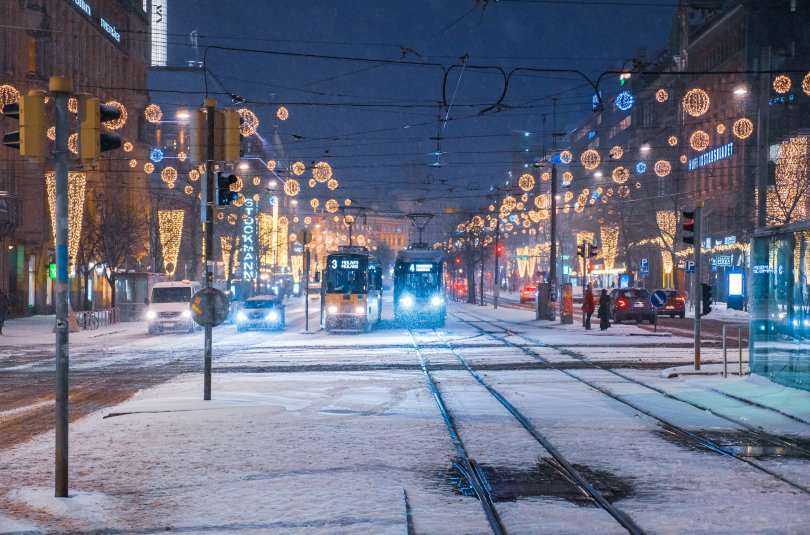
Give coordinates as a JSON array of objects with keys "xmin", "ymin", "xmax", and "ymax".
[
  {"xmin": 803, "ymin": 72, "xmax": 810, "ymax": 96},
  {"xmin": 773, "ymin": 75, "xmax": 791, "ymax": 94},
  {"xmin": 636, "ymin": 162, "xmax": 647, "ymax": 174},
  {"xmin": 144, "ymin": 162, "xmax": 155, "ymax": 174},
  {"xmin": 520, "ymin": 194, "xmax": 528, "ymax": 202},
  {"xmin": 189, "ymin": 169, "xmax": 200, "ymax": 181},
  {"xmin": 129, "ymin": 159, "xmax": 137, "ymax": 168},
  {"xmin": 0, "ymin": 85, "xmax": 19, "ymax": 108},
  {"xmin": 227, "ymin": 213, "xmax": 237, "ymax": 225},
  {"xmin": 184, "ymin": 185, "xmax": 193, "ymax": 195},
  {"xmin": 292, "ymin": 161, "xmax": 306, "ymax": 175},
  {"xmin": 68, "ymin": 98, "xmax": 78, "ymax": 114},
  {"xmin": 562, "ymin": 172, "xmax": 573, "ymax": 186},
  {"xmin": 150, "ymin": 148, "xmax": 164, "ymax": 163},
  {"xmin": 103, "ymin": 100, "xmax": 126, "ymax": 129},
  {"xmin": 654, "ymin": 160, "xmax": 671, "ymax": 177},
  {"xmin": 717, "ymin": 124, "xmax": 726, "ymax": 134},
  {"xmin": 313, "ymin": 161, "xmax": 332, "ymax": 183},
  {"xmin": 635, "ymin": 182, "xmax": 642, "ymax": 189},
  {"xmin": 310, "ymin": 198, "xmax": 319, "ymax": 209},
  {"xmin": 580, "ymin": 149, "xmax": 600, "ymax": 170},
  {"xmin": 502, "ymin": 196, "xmax": 517, "ymax": 211},
  {"xmin": 233, "ymin": 193, "xmax": 245, "ymax": 207},
  {"xmin": 177, "ymin": 151, "xmax": 187, "ymax": 162},
  {"xmin": 345, "ymin": 199, "xmax": 351, "ymax": 206},
  {"xmin": 612, "ymin": 167, "xmax": 629, "ymax": 184},
  {"xmin": 534, "ymin": 193, "xmax": 549, "ymax": 209},
  {"xmin": 610, "ymin": 146, "xmax": 623, "ymax": 159},
  {"xmin": 518, "ymin": 173, "xmax": 535, "ymax": 191},
  {"xmin": 733, "ymin": 118, "xmax": 754, "ymax": 139},
  {"xmin": 559, "ymin": 150, "xmax": 573, "ymax": 164},
  {"xmin": 600, "ymin": 226, "xmax": 619, "ymax": 270},
  {"xmin": 167, "ymin": 182, "xmax": 175, "ymax": 189},
  {"xmin": 655, "ymin": 89, "xmax": 668, "ymax": 103},
  {"xmin": 68, "ymin": 133, "xmax": 78, "ymax": 154},
  {"xmin": 238, "ymin": 108, "xmax": 259, "ymax": 136},
  {"xmin": 46, "ymin": 172, "xmax": 86, "ymax": 274},
  {"xmin": 564, "ymin": 191, "xmax": 573, "ymax": 202},
  {"xmin": 284, "ymin": 179, "xmax": 300, "ymax": 196},
  {"xmin": 304, "ymin": 216, "xmax": 312, "ymax": 225},
  {"xmin": 252, "ymin": 176, "xmax": 261, "ymax": 186},
  {"xmin": 615, "ymin": 91, "xmax": 634, "ymax": 111},
  {"xmin": 680, "ymin": 155, "xmax": 687, "ymax": 164},
  {"xmin": 768, "ymin": 136, "xmax": 810, "ymax": 224},
  {"xmin": 516, "ymin": 202, "xmax": 524, "ymax": 210},
  {"xmin": 161, "ymin": 166, "xmax": 177, "ymax": 183},
  {"xmin": 668, "ymin": 136, "xmax": 678, "ymax": 147},
  {"xmin": 690, "ymin": 130, "xmax": 710, "ymax": 151},
  {"xmin": 47, "ymin": 127, "xmax": 56, "ymax": 141},
  {"xmin": 326, "ymin": 199, "xmax": 339, "ymax": 213},
  {"xmin": 121, "ymin": 142, "xmax": 133, "ymax": 153},
  {"xmin": 656, "ymin": 211, "xmax": 676, "ymax": 274},
  {"xmin": 277, "ymin": 106, "xmax": 289, "ymax": 120},
  {"xmin": 267, "ymin": 160, "xmax": 276, "ymax": 170},
  {"xmin": 618, "ymin": 186, "xmax": 630, "ymax": 197},
  {"xmin": 542, "ymin": 172, "xmax": 550, "ymax": 181},
  {"xmin": 682, "ymin": 88, "xmax": 710, "ymax": 117},
  {"xmin": 145, "ymin": 104, "xmax": 162, "ymax": 123},
  {"xmin": 327, "ymin": 178, "xmax": 338, "ymax": 190}
]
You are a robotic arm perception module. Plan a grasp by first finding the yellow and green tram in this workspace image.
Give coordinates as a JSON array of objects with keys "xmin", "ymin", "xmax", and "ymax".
[{"xmin": 321, "ymin": 246, "xmax": 382, "ymax": 332}]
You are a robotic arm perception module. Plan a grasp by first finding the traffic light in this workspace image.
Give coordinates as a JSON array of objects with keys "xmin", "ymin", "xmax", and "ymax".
[
  {"xmin": 217, "ymin": 173, "xmax": 239, "ymax": 205},
  {"xmin": 2, "ymin": 90, "xmax": 46, "ymax": 159},
  {"xmin": 189, "ymin": 108, "xmax": 206, "ymax": 163},
  {"xmin": 78, "ymin": 96, "xmax": 122, "ymax": 161},
  {"xmin": 218, "ymin": 108, "xmax": 242, "ymax": 162},
  {"xmin": 587, "ymin": 262, "xmax": 593, "ymax": 273},
  {"xmin": 588, "ymin": 244, "xmax": 598, "ymax": 258},
  {"xmin": 496, "ymin": 245, "xmax": 504, "ymax": 256},
  {"xmin": 682, "ymin": 210, "xmax": 695, "ymax": 244},
  {"xmin": 455, "ymin": 257, "xmax": 461, "ymax": 264},
  {"xmin": 701, "ymin": 283, "xmax": 712, "ymax": 315},
  {"xmin": 577, "ymin": 244, "xmax": 585, "ymax": 257}
]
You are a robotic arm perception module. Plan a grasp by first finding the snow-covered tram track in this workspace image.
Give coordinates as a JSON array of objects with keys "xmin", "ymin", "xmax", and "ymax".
[
  {"xmin": 407, "ymin": 328, "xmax": 644, "ymax": 535},
  {"xmin": 452, "ymin": 310, "xmax": 810, "ymax": 498}
]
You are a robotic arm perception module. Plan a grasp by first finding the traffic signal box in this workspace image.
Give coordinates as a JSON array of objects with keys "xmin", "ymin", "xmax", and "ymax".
[
  {"xmin": 701, "ymin": 283, "xmax": 712, "ymax": 315},
  {"xmin": 588, "ymin": 244, "xmax": 598, "ymax": 258},
  {"xmin": 577, "ymin": 244, "xmax": 585, "ymax": 257},
  {"xmin": 189, "ymin": 107, "xmax": 243, "ymax": 163},
  {"xmin": 78, "ymin": 96, "xmax": 122, "ymax": 161},
  {"xmin": 682, "ymin": 211, "xmax": 695, "ymax": 244},
  {"xmin": 217, "ymin": 173, "xmax": 239, "ymax": 205},
  {"xmin": 2, "ymin": 90, "xmax": 46, "ymax": 159}
]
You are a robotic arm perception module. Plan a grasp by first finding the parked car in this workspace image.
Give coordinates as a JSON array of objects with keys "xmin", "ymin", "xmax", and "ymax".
[
  {"xmin": 236, "ymin": 295, "xmax": 285, "ymax": 332},
  {"xmin": 609, "ymin": 288, "xmax": 655, "ymax": 324},
  {"xmin": 520, "ymin": 284, "xmax": 537, "ymax": 304},
  {"xmin": 655, "ymin": 289, "xmax": 686, "ymax": 318}
]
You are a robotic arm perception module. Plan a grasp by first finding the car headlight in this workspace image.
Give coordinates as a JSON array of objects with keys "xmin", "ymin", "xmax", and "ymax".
[
  {"xmin": 237, "ymin": 312, "xmax": 247, "ymax": 321},
  {"xmin": 431, "ymin": 296, "xmax": 443, "ymax": 306},
  {"xmin": 401, "ymin": 295, "xmax": 414, "ymax": 308},
  {"xmin": 182, "ymin": 309, "xmax": 191, "ymax": 318},
  {"xmin": 328, "ymin": 306, "xmax": 338, "ymax": 314},
  {"xmin": 355, "ymin": 306, "xmax": 365, "ymax": 314},
  {"xmin": 146, "ymin": 310, "xmax": 156, "ymax": 320},
  {"xmin": 267, "ymin": 311, "xmax": 278, "ymax": 321}
]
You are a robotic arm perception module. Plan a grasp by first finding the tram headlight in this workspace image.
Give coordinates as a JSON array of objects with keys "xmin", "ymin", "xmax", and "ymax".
[
  {"xmin": 355, "ymin": 306, "xmax": 364, "ymax": 314},
  {"xmin": 400, "ymin": 295, "xmax": 414, "ymax": 308},
  {"xmin": 146, "ymin": 310, "xmax": 156, "ymax": 320},
  {"xmin": 328, "ymin": 306, "xmax": 338, "ymax": 314},
  {"xmin": 237, "ymin": 312, "xmax": 247, "ymax": 321},
  {"xmin": 431, "ymin": 296, "xmax": 443, "ymax": 307}
]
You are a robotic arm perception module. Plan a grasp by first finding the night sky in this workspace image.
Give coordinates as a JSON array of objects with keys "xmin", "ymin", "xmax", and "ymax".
[{"xmin": 148, "ymin": 0, "xmax": 677, "ymax": 214}]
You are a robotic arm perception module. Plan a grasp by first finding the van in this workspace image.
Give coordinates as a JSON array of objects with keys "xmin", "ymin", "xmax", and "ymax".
[{"xmin": 146, "ymin": 280, "xmax": 201, "ymax": 334}]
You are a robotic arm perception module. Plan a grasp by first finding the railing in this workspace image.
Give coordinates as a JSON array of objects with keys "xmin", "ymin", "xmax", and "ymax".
[
  {"xmin": 722, "ymin": 323, "xmax": 749, "ymax": 377},
  {"xmin": 73, "ymin": 307, "xmax": 119, "ymax": 330}
]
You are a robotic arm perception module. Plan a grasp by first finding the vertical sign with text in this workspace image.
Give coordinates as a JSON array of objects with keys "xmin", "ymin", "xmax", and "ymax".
[{"xmin": 242, "ymin": 199, "xmax": 256, "ymax": 280}]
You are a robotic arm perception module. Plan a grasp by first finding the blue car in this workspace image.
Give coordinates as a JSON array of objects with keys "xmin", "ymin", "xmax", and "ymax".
[{"xmin": 236, "ymin": 295, "xmax": 285, "ymax": 332}]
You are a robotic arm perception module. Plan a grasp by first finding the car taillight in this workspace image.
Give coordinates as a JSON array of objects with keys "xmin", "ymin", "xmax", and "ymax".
[{"xmin": 617, "ymin": 299, "xmax": 627, "ymax": 308}]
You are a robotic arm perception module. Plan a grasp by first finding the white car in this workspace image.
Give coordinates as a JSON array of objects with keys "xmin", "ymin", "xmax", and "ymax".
[{"xmin": 146, "ymin": 281, "xmax": 200, "ymax": 334}]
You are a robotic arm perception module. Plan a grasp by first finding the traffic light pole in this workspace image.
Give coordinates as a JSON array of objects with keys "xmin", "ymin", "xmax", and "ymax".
[
  {"xmin": 549, "ymin": 165, "xmax": 557, "ymax": 321},
  {"xmin": 493, "ymin": 189, "xmax": 501, "ymax": 310},
  {"xmin": 694, "ymin": 201, "xmax": 703, "ymax": 370},
  {"xmin": 203, "ymin": 98, "xmax": 216, "ymax": 400},
  {"xmin": 51, "ymin": 76, "xmax": 71, "ymax": 498}
]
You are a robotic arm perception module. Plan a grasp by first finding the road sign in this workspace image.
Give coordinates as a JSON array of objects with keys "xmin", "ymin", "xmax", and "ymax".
[
  {"xmin": 650, "ymin": 289, "xmax": 668, "ymax": 308},
  {"xmin": 640, "ymin": 257, "xmax": 649, "ymax": 275},
  {"xmin": 297, "ymin": 229, "xmax": 313, "ymax": 245},
  {"xmin": 686, "ymin": 260, "xmax": 695, "ymax": 274},
  {"xmin": 190, "ymin": 288, "xmax": 230, "ymax": 327}
]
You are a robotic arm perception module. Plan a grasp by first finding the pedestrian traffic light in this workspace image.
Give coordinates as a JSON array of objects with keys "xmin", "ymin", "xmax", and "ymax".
[
  {"xmin": 588, "ymin": 244, "xmax": 598, "ymax": 258},
  {"xmin": 78, "ymin": 96, "xmax": 122, "ymax": 161},
  {"xmin": 455, "ymin": 257, "xmax": 461, "ymax": 264},
  {"xmin": 217, "ymin": 173, "xmax": 239, "ymax": 205},
  {"xmin": 2, "ymin": 90, "xmax": 47, "ymax": 159},
  {"xmin": 496, "ymin": 245, "xmax": 504, "ymax": 256},
  {"xmin": 701, "ymin": 283, "xmax": 712, "ymax": 315},
  {"xmin": 577, "ymin": 244, "xmax": 585, "ymax": 257},
  {"xmin": 682, "ymin": 210, "xmax": 695, "ymax": 244},
  {"xmin": 587, "ymin": 262, "xmax": 593, "ymax": 273}
]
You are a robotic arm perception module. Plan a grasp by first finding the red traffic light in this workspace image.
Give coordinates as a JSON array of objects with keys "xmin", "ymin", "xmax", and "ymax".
[
  {"xmin": 587, "ymin": 263, "xmax": 593, "ymax": 273},
  {"xmin": 455, "ymin": 257, "xmax": 461, "ymax": 264},
  {"xmin": 496, "ymin": 245, "xmax": 504, "ymax": 256}
]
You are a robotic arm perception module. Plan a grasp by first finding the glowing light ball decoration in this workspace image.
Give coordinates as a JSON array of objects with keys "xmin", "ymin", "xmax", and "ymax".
[
  {"xmin": 144, "ymin": 104, "xmax": 162, "ymax": 123},
  {"xmin": 518, "ymin": 173, "xmax": 535, "ymax": 191},
  {"xmin": 267, "ymin": 160, "xmax": 276, "ymax": 170},
  {"xmin": 304, "ymin": 216, "xmax": 312, "ymax": 225},
  {"xmin": 47, "ymin": 127, "xmax": 55, "ymax": 141},
  {"xmin": 177, "ymin": 152, "xmax": 187, "ymax": 162},
  {"xmin": 189, "ymin": 169, "xmax": 200, "ymax": 181},
  {"xmin": 144, "ymin": 162, "xmax": 155, "ymax": 174},
  {"xmin": 689, "ymin": 130, "xmax": 710, "ymax": 151},
  {"xmin": 733, "ymin": 118, "xmax": 754, "ymax": 139},
  {"xmin": 636, "ymin": 162, "xmax": 647, "ymax": 174},
  {"xmin": 229, "ymin": 176, "xmax": 243, "ymax": 192},
  {"xmin": 635, "ymin": 182, "xmax": 642, "ymax": 189},
  {"xmin": 123, "ymin": 141, "xmax": 133, "ymax": 152},
  {"xmin": 68, "ymin": 133, "xmax": 78, "ymax": 155},
  {"xmin": 311, "ymin": 198, "xmax": 319, "ymax": 209},
  {"xmin": 803, "ymin": 72, "xmax": 810, "ymax": 96},
  {"xmin": 542, "ymin": 172, "xmax": 550, "ymax": 181},
  {"xmin": 654, "ymin": 160, "xmax": 672, "ymax": 177},
  {"xmin": 502, "ymin": 196, "xmax": 517, "ymax": 212},
  {"xmin": 580, "ymin": 149, "xmax": 600, "ymax": 170},
  {"xmin": 292, "ymin": 161, "xmax": 306, "ymax": 175},
  {"xmin": 102, "ymin": 100, "xmax": 126, "ymax": 129},
  {"xmin": 327, "ymin": 178, "xmax": 339, "ymax": 190},
  {"xmin": 233, "ymin": 193, "xmax": 245, "ymax": 207},
  {"xmin": 615, "ymin": 91, "xmax": 634, "ymax": 111},
  {"xmin": 313, "ymin": 161, "xmax": 332, "ymax": 183},
  {"xmin": 564, "ymin": 191, "xmax": 573, "ymax": 202},
  {"xmin": 252, "ymin": 176, "xmax": 261, "ymax": 186},
  {"xmin": 610, "ymin": 146, "xmax": 623, "ymax": 159},
  {"xmin": 655, "ymin": 89, "xmax": 668, "ymax": 102},
  {"xmin": 276, "ymin": 106, "xmax": 289, "ymax": 120},
  {"xmin": 612, "ymin": 167, "xmax": 629, "ymax": 184},
  {"xmin": 618, "ymin": 186, "xmax": 630, "ymax": 197},
  {"xmin": 326, "ymin": 199, "xmax": 339, "ymax": 213},
  {"xmin": 680, "ymin": 155, "xmax": 688, "ymax": 164},
  {"xmin": 184, "ymin": 185, "xmax": 193, "ymax": 195},
  {"xmin": 68, "ymin": 98, "xmax": 78, "ymax": 114},
  {"xmin": 562, "ymin": 172, "xmax": 573, "ymax": 186},
  {"xmin": 161, "ymin": 167, "xmax": 177, "ymax": 184},
  {"xmin": 773, "ymin": 75, "xmax": 791, "ymax": 94},
  {"xmin": 344, "ymin": 199, "xmax": 351, "ymax": 206},
  {"xmin": 559, "ymin": 150, "xmax": 573, "ymax": 164},
  {"xmin": 284, "ymin": 178, "xmax": 300, "ymax": 196},
  {"xmin": 520, "ymin": 194, "xmax": 528, "ymax": 202},
  {"xmin": 0, "ymin": 85, "xmax": 20, "ymax": 108},
  {"xmin": 717, "ymin": 124, "xmax": 726, "ymax": 134},
  {"xmin": 682, "ymin": 88, "xmax": 710, "ymax": 117},
  {"xmin": 238, "ymin": 108, "xmax": 259, "ymax": 136},
  {"xmin": 150, "ymin": 148, "xmax": 164, "ymax": 163},
  {"xmin": 308, "ymin": 179, "xmax": 316, "ymax": 187},
  {"xmin": 668, "ymin": 136, "xmax": 678, "ymax": 147},
  {"xmin": 129, "ymin": 159, "xmax": 137, "ymax": 168}
]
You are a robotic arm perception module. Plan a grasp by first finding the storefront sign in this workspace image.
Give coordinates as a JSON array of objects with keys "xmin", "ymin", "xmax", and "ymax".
[
  {"xmin": 712, "ymin": 255, "xmax": 734, "ymax": 267},
  {"xmin": 73, "ymin": 0, "xmax": 91, "ymax": 16},
  {"xmin": 242, "ymin": 199, "xmax": 256, "ymax": 280},
  {"xmin": 100, "ymin": 18, "xmax": 120, "ymax": 42},
  {"xmin": 689, "ymin": 142, "xmax": 734, "ymax": 171}
]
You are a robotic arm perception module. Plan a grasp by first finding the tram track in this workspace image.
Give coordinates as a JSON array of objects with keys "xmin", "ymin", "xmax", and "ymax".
[
  {"xmin": 407, "ymin": 328, "xmax": 644, "ymax": 535},
  {"xmin": 451, "ymin": 310, "xmax": 810, "ymax": 497}
]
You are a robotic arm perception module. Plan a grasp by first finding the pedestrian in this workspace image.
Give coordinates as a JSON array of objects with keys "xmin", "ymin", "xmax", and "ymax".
[
  {"xmin": 582, "ymin": 284, "xmax": 595, "ymax": 330},
  {"xmin": 0, "ymin": 291, "xmax": 8, "ymax": 335},
  {"xmin": 598, "ymin": 289, "xmax": 611, "ymax": 331}
]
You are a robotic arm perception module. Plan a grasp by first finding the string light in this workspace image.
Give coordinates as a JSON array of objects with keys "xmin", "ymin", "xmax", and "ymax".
[
  {"xmin": 309, "ymin": 179, "xmax": 317, "ymax": 187},
  {"xmin": 68, "ymin": 133, "xmax": 78, "ymax": 154},
  {"xmin": 654, "ymin": 160, "xmax": 671, "ymax": 177},
  {"xmin": 768, "ymin": 136, "xmax": 810, "ymax": 224},
  {"xmin": 564, "ymin": 191, "xmax": 573, "ymax": 202},
  {"xmin": 46, "ymin": 172, "xmax": 86, "ymax": 275},
  {"xmin": 580, "ymin": 149, "xmax": 600, "ymax": 170},
  {"xmin": 292, "ymin": 161, "xmax": 306, "ymax": 175},
  {"xmin": 668, "ymin": 136, "xmax": 678, "ymax": 147},
  {"xmin": 276, "ymin": 106, "xmax": 289, "ymax": 120},
  {"xmin": 184, "ymin": 185, "xmax": 193, "ymax": 194},
  {"xmin": 305, "ymin": 216, "xmax": 312, "ymax": 225},
  {"xmin": 559, "ymin": 150, "xmax": 573, "ymax": 164},
  {"xmin": 733, "ymin": 118, "xmax": 754, "ymax": 139},
  {"xmin": 502, "ymin": 196, "xmax": 517, "ymax": 212},
  {"xmin": 103, "ymin": 100, "xmax": 126, "ymax": 129},
  {"xmin": 144, "ymin": 163, "xmax": 154, "ymax": 174},
  {"xmin": 518, "ymin": 173, "xmax": 535, "ymax": 191},
  {"xmin": 177, "ymin": 151, "xmax": 187, "ymax": 162},
  {"xmin": 233, "ymin": 193, "xmax": 245, "ymax": 207},
  {"xmin": 615, "ymin": 91, "xmax": 634, "ymax": 111},
  {"xmin": 238, "ymin": 108, "xmax": 259, "ymax": 136},
  {"xmin": 345, "ymin": 199, "xmax": 351, "ymax": 206},
  {"xmin": 284, "ymin": 179, "xmax": 300, "ymax": 196},
  {"xmin": 326, "ymin": 199, "xmax": 339, "ymax": 213},
  {"xmin": 600, "ymin": 226, "xmax": 619, "ymax": 270},
  {"xmin": 267, "ymin": 160, "xmax": 276, "ymax": 170},
  {"xmin": 0, "ymin": 85, "xmax": 19, "ymax": 108},
  {"xmin": 129, "ymin": 159, "xmax": 137, "ymax": 168},
  {"xmin": 612, "ymin": 167, "xmax": 629, "ymax": 184},
  {"xmin": 122, "ymin": 141, "xmax": 133, "ymax": 152},
  {"xmin": 47, "ymin": 127, "xmax": 55, "ymax": 140},
  {"xmin": 655, "ymin": 89, "xmax": 668, "ymax": 102},
  {"xmin": 618, "ymin": 185, "xmax": 630, "ymax": 197},
  {"xmin": 717, "ymin": 124, "xmax": 726, "ymax": 134},
  {"xmin": 327, "ymin": 178, "xmax": 339, "ymax": 190},
  {"xmin": 167, "ymin": 182, "xmax": 175, "ymax": 189},
  {"xmin": 534, "ymin": 193, "xmax": 549, "ymax": 209},
  {"xmin": 144, "ymin": 104, "xmax": 162, "ymax": 123},
  {"xmin": 68, "ymin": 98, "xmax": 78, "ymax": 114},
  {"xmin": 227, "ymin": 213, "xmax": 237, "ymax": 225},
  {"xmin": 520, "ymin": 193, "xmax": 528, "ymax": 202},
  {"xmin": 689, "ymin": 130, "xmax": 710, "ymax": 151},
  {"xmin": 635, "ymin": 181, "xmax": 642, "ymax": 189},
  {"xmin": 680, "ymin": 155, "xmax": 688, "ymax": 164},
  {"xmin": 773, "ymin": 75, "xmax": 791, "ymax": 94},
  {"xmin": 161, "ymin": 167, "xmax": 177, "ymax": 183},
  {"xmin": 803, "ymin": 72, "xmax": 810, "ymax": 96},
  {"xmin": 562, "ymin": 172, "xmax": 573, "ymax": 186},
  {"xmin": 656, "ymin": 210, "xmax": 676, "ymax": 274},
  {"xmin": 610, "ymin": 146, "xmax": 623, "ymax": 159},
  {"xmin": 189, "ymin": 169, "xmax": 200, "ymax": 181},
  {"xmin": 682, "ymin": 88, "xmax": 710, "ymax": 117}
]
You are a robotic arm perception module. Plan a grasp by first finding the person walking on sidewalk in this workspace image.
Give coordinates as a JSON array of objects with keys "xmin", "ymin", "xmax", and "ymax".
[
  {"xmin": 582, "ymin": 284, "xmax": 595, "ymax": 330},
  {"xmin": 0, "ymin": 292, "xmax": 8, "ymax": 334},
  {"xmin": 598, "ymin": 289, "xmax": 611, "ymax": 331}
]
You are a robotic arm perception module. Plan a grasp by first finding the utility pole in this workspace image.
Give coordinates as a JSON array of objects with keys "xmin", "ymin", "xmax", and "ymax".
[
  {"xmin": 548, "ymin": 99, "xmax": 559, "ymax": 321},
  {"xmin": 479, "ymin": 237, "xmax": 484, "ymax": 306},
  {"xmin": 755, "ymin": 47, "xmax": 771, "ymax": 229},
  {"xmin": 51, "ymin": 75, "xmax": 70, "ymax": 498},
  {"xmin": 493, "ymin": 188, "xmax": 501, "ymax": 310},
  {"xmin": 203, "ymin": 98, "xmax": 215, "ymax": 401},
  {"xmin": 694, "ymin": 201, "xmax": 703, "ymax": 370}
]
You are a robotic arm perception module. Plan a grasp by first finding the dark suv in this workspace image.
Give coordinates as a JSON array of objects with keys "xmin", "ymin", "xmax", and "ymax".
[{"xmin": 609, "ymin": 288, "xmax": 655, "ymax": 324}]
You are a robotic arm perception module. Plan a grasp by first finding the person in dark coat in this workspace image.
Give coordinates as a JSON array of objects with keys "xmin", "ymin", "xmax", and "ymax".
[
  {"xmin": 581, "ymin": 284, "xmax": 595, "ymax": 330},
  {"xmin": 0, "ymin": 292, "xmax": 8, "ymax": 334},
  {"xmin": 598, "ymin": 289, "xmax": 611, "ymax": 331}
]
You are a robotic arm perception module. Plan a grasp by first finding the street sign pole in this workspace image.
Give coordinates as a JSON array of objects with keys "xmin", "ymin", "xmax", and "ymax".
[
  {"xmin": 203, "ymin": 98, "xmax": 216, "ymax": 401},
  {"xmin": 304, "ymin": 249, "xmax": 310, "ymax": 332},
  {"xmin": 694, "ymin": 201, "xmax": 703, "ymax": 370}
]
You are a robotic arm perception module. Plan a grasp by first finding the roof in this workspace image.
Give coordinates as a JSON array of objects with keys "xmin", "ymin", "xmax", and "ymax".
[{"xmin": 395, "ymin": 248, "xmax": 445, "ymax": 263}]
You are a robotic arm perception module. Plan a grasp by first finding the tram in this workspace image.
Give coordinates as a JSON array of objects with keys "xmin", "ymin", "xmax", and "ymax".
[
  {"xmin": 393, "ymin": 246, "xmax": 446, "ymax": 327},
  {"xmin": 321, "ymin": 246, "xmax": 383, "ymax": 332}
]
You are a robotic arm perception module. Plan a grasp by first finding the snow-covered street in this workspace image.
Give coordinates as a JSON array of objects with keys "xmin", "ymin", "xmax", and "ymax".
[{"xmin": 2, "ymin": 298, "xmax": 810, "ymax": 534}]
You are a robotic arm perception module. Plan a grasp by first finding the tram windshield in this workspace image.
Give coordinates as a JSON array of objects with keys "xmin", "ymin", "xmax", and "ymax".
[
  {"xmin": 396, "ymin": 263, "xmax": 441, "ymax": 296},
  {"xmin": 326, "ymin": 256, "xmax": 368, "ymax": 294}
]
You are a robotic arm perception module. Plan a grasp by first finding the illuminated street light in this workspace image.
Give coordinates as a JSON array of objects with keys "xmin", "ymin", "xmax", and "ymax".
[
  {"xmin": 238, "ymin": 162, "xmax": 250, "ymax": 170},
  {"xmin": 176, "ymin": 110, "xmax": 190, "ymax": 120},
  {"xmin": 733, "ymin": 86, "xmax": 748, "ymax": 95}
]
